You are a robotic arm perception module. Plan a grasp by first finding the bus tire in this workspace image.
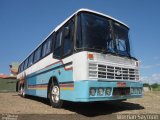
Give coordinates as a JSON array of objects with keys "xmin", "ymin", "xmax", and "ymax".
[
  {"xmin": 16, "ymin": 81, "xmax": 19, "ymax": 92},
  {"xmin": 49, "ymin": 82, "xmax": 63, "ymax": 108},
  {"xmin": 20, "ymin": 84, "xmax": 26, "ymax": 98}
]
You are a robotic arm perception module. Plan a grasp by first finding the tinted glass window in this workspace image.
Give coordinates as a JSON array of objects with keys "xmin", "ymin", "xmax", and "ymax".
[
  {"xmin": 54, "ymin": 18, "xmax": 74, "ymax": 58},
  {"xmin": 21, "ymin": 63, "xmax": 24, "ymax": 72},
  {"xmin": 19, "ymin": 64, "xmax": 22, "ymax": 73},
  {"xmin": 42, "ymin": 37, "xmax": 52, "ymax": 57},
  {"xmin": 63, "ymin": 38, "xmax": 72, "ymax": 56},
  {"xmin": 55, "ymin": 31, "xmax": 62, "ymax": 49},
  {"xmin": 81, "ymin": 13, "xmax": 110, "ymax": 50},
  {"xmin": 28, "ymin": 53, "xmax": 34, "ymax": 66},
  {"xmin": 54, "ymin": 30, "xmax": 63, "ymax": 58},
  {"xmin": 113, "ymin": 22, "xmax": 130, "ymax": 56},
  {"xmin": 34, "ymin": 46, "xmax": 42, "ymax": 62},
  {"xmin": 24, "ymin": 59, "xmax": 28, "ymax": 69},
  {"xmin": 63, "ymin": 21, "xmax": 74, "ymax": 57},
  {"xmin": 76, "ymin": 12, "xmax": 131, "ymax": 57},
  {"xmin": 42, "ymin": 42, "xmax": 48, "ymax": 57}
]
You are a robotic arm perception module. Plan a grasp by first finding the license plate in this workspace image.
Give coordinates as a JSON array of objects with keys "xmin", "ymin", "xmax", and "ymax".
[
  {"xmin": 113, "ymin": 87, "xmax": 130, "ymax": 96},
  {"xmin": 117, "ymin": 82, "xmax": 126, "ymax": 87}
]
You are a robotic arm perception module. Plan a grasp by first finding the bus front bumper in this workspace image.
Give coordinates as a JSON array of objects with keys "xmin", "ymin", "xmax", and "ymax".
[{"xmin": 61, "ymin": 80, "xmax": 143, "ymax": 102}]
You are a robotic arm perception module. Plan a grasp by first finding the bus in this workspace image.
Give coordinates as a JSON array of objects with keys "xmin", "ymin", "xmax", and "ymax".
[{"xmin": 17, "ymin": 9, "xmax": 143, "ymax": 108}]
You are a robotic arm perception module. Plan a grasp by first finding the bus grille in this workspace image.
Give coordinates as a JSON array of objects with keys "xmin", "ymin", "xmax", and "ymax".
[{"xmin": 89, "ymin": 63, "xmax": 139, "ymax": 80}]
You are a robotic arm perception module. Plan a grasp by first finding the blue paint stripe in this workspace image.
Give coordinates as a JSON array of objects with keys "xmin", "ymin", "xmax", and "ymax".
[{"xmin": 26, "ymin": 62, "xmax": 72, "ymax": 79}]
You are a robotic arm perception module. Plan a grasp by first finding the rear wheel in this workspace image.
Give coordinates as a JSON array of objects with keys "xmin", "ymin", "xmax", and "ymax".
[
  {"xmin": 49, "ymin": 82, "xmax": 63, "ymax": 108},
  {"xmin": 20, "ymin": 84, "xmax": 25, "ymax": 98}
]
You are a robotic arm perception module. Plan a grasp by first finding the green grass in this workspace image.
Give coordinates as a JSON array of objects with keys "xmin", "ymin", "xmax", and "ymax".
[
  {"xmin": 144, "ymin": 83, "xmax": 160, "ymax": 91},
  {"xmin": 0, "ymin": 78, "xmax": 18, "ymax": 92},
  {"xmin": 151, "ymin": 84, "xmax": 160, "ymax": 91},
  {"xmin": 152, "ymin": 86, "xmax": 160, "ymax": 91}
]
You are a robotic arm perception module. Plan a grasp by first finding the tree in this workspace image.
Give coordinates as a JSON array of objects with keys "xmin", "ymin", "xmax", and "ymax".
[
  {"xmin": 143, "ymin": 83, "xmax": 150, "ymax": 87},
  {"xmin": 151, "ymin": 83, "xmax": 159, "ymax": 88}
]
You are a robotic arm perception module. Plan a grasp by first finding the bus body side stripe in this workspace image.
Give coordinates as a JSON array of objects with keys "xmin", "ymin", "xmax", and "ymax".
[
  {"xmin": 26, "ymin": 61, "xmax": 72, "ymax": 79},
  {"xmin": 27, "ymin": 82, "xmax": 74, "ymax": 90}
]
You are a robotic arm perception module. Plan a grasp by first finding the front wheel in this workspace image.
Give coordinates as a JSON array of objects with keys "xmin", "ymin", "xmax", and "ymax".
[{"xmin": 49, "ymin": 83, "xmax": 63, "ymax": 108}]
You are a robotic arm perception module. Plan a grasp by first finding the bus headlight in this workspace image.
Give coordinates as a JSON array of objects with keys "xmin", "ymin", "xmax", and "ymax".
[
  {"xmin": 98, "ymin": 88, "xmax": 104, "ymax": 96},
  {"xmin": 131, "ymin": 87, "xmax": 142, "ymax": 94},
  {"xmin": 90, "ymin": 88, "xmax": 96, "ymax": 96},
  {"xmin": 105, "ymin": 88, "xmax": 112, "ymax": 96},
  {"xmin": 135, "ymin": 88, "xmax": 138, "ymax": 94},
  {"xmin": 140, "ymin": 88, "xmax": 142, "ymax": 94},
  {"xmin": 130, "ymin": 88, "xmax": 134, "ymax": 94},
  {"xmin": 138, "ymin": 88, "xmax": 142, "ymax": 94}
]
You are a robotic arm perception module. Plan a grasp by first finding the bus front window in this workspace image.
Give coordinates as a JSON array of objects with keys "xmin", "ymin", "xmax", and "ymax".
[
  {"xmin": 76, "ymin": 12, "xmax": 131, "ymax": 57},
  {"xmin": 113, "ymin": 22, "xmax": 130, "ymax": 56}
]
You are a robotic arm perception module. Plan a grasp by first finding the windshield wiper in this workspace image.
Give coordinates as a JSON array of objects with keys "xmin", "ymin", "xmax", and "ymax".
[
  {"xmin": 115, "ymin": 51, "xmax": 137, "ymax": 60},
  {"xmin": 76, "ymin": 47, "xmax": 104, "ymax": 53},
  {"xmin": 100, "ymin": 47, "xmax": 117, "ymax": 56},
  {"xmin": 128, "ymin": 55, "xmax": 137, "ymax": 60}
]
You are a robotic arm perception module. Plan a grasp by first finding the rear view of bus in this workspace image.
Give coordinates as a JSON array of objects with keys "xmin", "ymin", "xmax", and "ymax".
[{"xmin": 17, "ymin": 9, "xmax": 143, "ymax": 108}]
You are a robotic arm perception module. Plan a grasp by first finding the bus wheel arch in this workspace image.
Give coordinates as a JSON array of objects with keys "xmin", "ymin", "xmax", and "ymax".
[
  {"xmin": 47, "ymin": 77, "xmax": 58, "ymax": 98},
  {"xmin": 48, "ymin": 76, "xmax": 63, "ymax": 108}
]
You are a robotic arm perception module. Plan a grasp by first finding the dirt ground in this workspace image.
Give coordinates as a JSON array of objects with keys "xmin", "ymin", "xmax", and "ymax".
[{"xmin": 0, "ymin": 91, "xmax": 160, "ymax": 119}]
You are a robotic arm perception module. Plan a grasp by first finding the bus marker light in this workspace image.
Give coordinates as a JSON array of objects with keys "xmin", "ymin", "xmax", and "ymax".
[
  {"xmin": 135, "ymin": 61, "xmax": 139, "ymax": 67},
  {"xmin": 88, "ymin": 54, "xmax": 94, "ymax": 60},
  {"xmin": 117, "ymin": 82, "xmax": 126, "ymax": 87}
]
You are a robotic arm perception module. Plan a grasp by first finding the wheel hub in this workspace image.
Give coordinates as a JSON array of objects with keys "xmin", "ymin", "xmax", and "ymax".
[{"xmin": 51, "ymin": 86, "xmax": 60, "ymax": 103}]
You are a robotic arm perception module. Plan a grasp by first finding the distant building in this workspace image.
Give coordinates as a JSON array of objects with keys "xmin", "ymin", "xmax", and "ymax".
[
  {"xmin": 0, "ymin": 73, "xmax": 7, "ymax": 78},
  {"xmin": 0, "ymin": 74, "xmax": 18, "ymax": 92},
  {"xmin": 0, "ymin": 73, "xmax": 16, "ymax": 79}
]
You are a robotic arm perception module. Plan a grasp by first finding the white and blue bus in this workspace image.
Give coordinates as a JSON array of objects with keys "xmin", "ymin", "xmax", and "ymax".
[{"xmin": 17, "ymin": 9, "xmax": 143, "ymax": 108}]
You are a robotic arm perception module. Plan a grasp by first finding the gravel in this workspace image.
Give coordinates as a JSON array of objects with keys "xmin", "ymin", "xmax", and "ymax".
[{"xmin": 0, "ymin": 91, "xmax": 160, "ymax": 119}]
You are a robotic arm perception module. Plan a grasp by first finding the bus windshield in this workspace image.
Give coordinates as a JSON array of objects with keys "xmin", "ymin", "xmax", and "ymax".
[{"xmin": 76, "ymin": 12, "xmax": 131, "ymax": 57}]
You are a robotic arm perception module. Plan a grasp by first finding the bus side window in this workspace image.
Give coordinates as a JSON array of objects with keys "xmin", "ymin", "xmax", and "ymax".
[
  {"xmin": 19, "ymin": 63, "xmax": 23, "ymax": 73},
  {"xmin": 42, "ymin": 35, "xmax": 52, "ymax": 57},
  {"xmin": 34, "ymin": 46, "xmax": 42, "ymax": 63},
  {"xmin": 62, "ymin": 20, "xmax": 74, "ymax": 57},
  {"xmin": 28, "ymin": 53, "xmax": 34, "ymax": 67},
  {"xmin": 21, "ymin": 63, "xmax": 24, "ymax": 72},
  {"xmin": 24, "ymin": 59, "xmax": 28, "ymax": 70},
  {"xmin": 54, "ymin": 30, "xmax": 63, "ymax": 59}
]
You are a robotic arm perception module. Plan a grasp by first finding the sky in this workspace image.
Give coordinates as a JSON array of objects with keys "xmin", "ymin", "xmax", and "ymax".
[{"xmin": 0, "ymin": 0, "xmax": 160, "ymax": 84}]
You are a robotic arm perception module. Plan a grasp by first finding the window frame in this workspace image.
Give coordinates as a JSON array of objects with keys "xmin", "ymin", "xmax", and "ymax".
[
  {"xmin": 28, "ymin": 53, "xmax": 34, "ymax": 67},
  {"xmin": 62, "ymin": 19, "xmax": 75, "ymax": 58},
  {"xmin": 53, "ymin": 16, "xmax": 75, "ymax": 59},
  {"xmin": 42, "ymin": 34, "xmax": 53, "ymax": 58},
  {"xmin": 24, "ymin": 58, "xmax": 29, "ymax": 70},
  {"xmin": 53, "ymin": 28, "xmax": 63, "ymax": 59},
  {"xmin": 33, "ymin": 45, "xmax": 42, "ymax": 63},
  {"xmin": 18, "ymin": 63, "xmax": 23, "ymax": 73}
]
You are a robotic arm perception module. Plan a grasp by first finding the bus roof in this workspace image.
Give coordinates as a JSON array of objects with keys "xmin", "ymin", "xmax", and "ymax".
[
  {"xmin": 54, "ymin": 8, "xmax": 129, "ymax": 32},
  {"xmin": 19, "ymin": 8, "xmax": 129, "ymax": 65}
]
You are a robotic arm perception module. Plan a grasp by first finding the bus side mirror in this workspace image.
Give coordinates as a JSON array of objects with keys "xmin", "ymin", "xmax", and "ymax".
[{"xmin": 64, "ymin": 27, "xmax": 70, "ymax": 38}]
